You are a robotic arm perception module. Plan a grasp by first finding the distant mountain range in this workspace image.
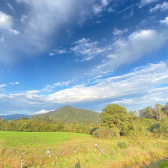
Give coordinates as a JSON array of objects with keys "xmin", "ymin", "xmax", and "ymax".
[
  {"xmin": 0, "ymin": 114, "xmax": 32, "ymax": 121},
  {"xmin": 0, "ymin": 105, "xmax": 101, "ymax": 124}
]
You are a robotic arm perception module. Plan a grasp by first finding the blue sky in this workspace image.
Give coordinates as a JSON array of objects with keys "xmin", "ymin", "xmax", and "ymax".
[{"xmin": 0, "ymin": 0, "xmax": 168, "ymax": 115}]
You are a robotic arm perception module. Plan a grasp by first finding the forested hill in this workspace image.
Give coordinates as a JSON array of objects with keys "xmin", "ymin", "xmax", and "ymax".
[{"xmin": 38, "ymin": 105, "xmax": 101, "ymax": 124}]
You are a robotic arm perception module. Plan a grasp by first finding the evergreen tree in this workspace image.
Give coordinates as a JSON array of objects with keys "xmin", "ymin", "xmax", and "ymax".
[{"xmin": 100, "ymin": 104, "xmax": 128, "ymax": 138}]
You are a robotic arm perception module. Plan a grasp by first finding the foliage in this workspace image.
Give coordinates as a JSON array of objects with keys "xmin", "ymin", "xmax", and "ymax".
[
  {"xmin": 38, "ymin": 105, "xmax": 101, "ymax": 124},
  {"xmin": 100, "ymin": 104, "xmax": 128, "ymax": 138},
  {"xmin": 139, "ymin": 103, "xmax": 168, "ymax": 121},
  {"xmin": 100, "ymin": 104, "xmax": 128, "ymax": 128},
  {"xmin": 149, "ymin": 117, "xmax": 168, "ymax": 138}
]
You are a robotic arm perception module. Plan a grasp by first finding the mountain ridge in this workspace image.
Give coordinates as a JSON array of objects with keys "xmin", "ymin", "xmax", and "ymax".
[{"xmin": 0, "ymin": 114, "xmax": 32, "ymax": 121}]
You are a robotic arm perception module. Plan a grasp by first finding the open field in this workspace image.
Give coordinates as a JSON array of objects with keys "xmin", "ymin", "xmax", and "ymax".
[{"xmin": 0, "ymin": 131, "xmax": 168, "ymax": 168}]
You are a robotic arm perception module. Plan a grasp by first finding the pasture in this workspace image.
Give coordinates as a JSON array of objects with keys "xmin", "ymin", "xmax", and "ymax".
[{"xmin": 0, "ymin": 131, "xmax": 168, "ymax": 168}]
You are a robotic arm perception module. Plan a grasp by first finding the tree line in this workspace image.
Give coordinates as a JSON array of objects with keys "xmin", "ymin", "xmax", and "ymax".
[{"xmin": 0, "ymin": 102, "xmax": 168, "ymax": 139}]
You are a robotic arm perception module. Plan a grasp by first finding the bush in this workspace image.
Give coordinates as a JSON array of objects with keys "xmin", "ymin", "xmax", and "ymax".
[{"xmin": 92, "ymin": 127, "xmax": 118, "ymax": 139}]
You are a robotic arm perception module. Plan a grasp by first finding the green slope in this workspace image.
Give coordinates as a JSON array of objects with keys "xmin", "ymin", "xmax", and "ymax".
[{"xmin": 39, "ymin": 105, "xmax": 101, "ymax": 124}]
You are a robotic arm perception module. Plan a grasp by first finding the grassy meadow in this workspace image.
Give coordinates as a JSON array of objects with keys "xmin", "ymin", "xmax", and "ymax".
[{"xmin": 1, "ymin": 131, "xmax": 168, "ymax": 168}]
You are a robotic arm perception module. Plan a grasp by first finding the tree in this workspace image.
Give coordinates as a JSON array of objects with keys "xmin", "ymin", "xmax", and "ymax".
[
  {"xmin": 30, "ymin": 115, "xmax": 41, "ymax": 122},
  {"xmin": 100, "ymin": 104, "xmax": 128, "ymax": 138},
  {"xmin": 154, "ymin": 103, "xmax": 165, "ymax": 121},
  {"xmin": 162, "ymin": 103, "xmax": 168, "ymax": 116},
  {"xmin": 139, "ymin": 106, "xmax": 155, "ymax": 119},
  {"xmin": 129, "ymin": 111, "xmax": 138, "ymax": 117},
  {"xmin": 42, "ymin": 115, "xmax": 51, "ymax": 123},
  {"xmin": 20, "ymin": 117, "xmax": 28, "ymax": 120}
]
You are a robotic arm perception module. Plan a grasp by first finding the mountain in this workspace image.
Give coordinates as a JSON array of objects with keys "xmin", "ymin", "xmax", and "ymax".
[
  {"xmin": 0, "ymin": 114, "xmax": 32, "ymax": 121},
  {"xmin": 38, "ymin": 105, "xmax": 101, "ymax": 124}
]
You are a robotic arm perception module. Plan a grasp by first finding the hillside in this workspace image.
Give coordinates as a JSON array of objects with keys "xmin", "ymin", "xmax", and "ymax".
[{"xmin": 38, "ymin": 105, "xmax": 101, "ymax": 124}]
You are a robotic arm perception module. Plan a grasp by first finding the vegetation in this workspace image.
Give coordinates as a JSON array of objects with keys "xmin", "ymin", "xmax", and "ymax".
[
  {"xmin": 37, "ymin": 105, "xmax": 101, "ymax": 124},
  {"xmin": 1, "ymin": 103, "xmax": 168, "ymax": 167},
  {"xmin": 1, "ymin": 131, "xmax": 168, "ymax": 168}
]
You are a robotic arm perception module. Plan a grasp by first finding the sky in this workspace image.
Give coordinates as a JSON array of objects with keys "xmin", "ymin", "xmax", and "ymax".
[{"xmin": 0, "ymin": 0, "xmax": 168, "ymax": 115}]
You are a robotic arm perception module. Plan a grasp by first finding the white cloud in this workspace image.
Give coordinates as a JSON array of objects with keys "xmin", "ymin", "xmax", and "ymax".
[
  {"xmin": 6, "ymin": 3, "xmax": 15, "ymax": 12},
  {"xmin": 108, "ymin": 8, "xmax": 115, "ymax": 12},
  {"xmin": 43, "ymin": 81, "xmax": 72, "ymax": 92},
  {"xmin": 10, "ymin": 82, "xmax": 19, "ymax": 85},
  {"xmin": 49, "ymin": 49, "xmax": 67, "ymax": 56},
  {"xmin": 33, "ymin": 109, "xmax": 51, "ymax": 115},
  {"xmin": 113, "ymin": 28, "xmax": 128, "ymax": 35},
  {"xmin": 45, "ymin": 61, "xmax": 168, "ymax": 104},
  {"xmin": 118, "ymin": 4, "xmax": 135, "ymax": 14},
  {"xmin": 91, "ymin": 29, "xmax": 167, "ymax": 75},
  {"xmin": 140, "ymin": 16, "xmax": 156, "ymax": 25},
  {"xmin": 122, "ymin": 9, "xmax": 134, "ymax": 19},
  {"xmin": 0, "ymin": 11, "xmax": 19, "ymax": 35},
  {"xmin": 0, "ymin": 84, "xmax": 6, "ymax": 88},
  {"xmin": 111, "ymin": 87, "xmax": 168, "ymax": 111},
  {"xmin": 93, "ymin": 5, "xmax": 103, "ymax": 14},
  {"xmin": 14, "ymin": 0, "xmax": 102, "ymax": 51},
  {"xmin": 139, "ymin": 0, "xmax": 158, "ymax": 8},
  {"xmin": 21, "ymin": 15, "xmax": 28, "ymax": 23},
  {"xmin": 102, "ymin": 0, "xmax": 108, "ymax": 6},
  {"xmin": 150, "ymin": 2, "xmax": 168, "ymax": 13},
  {"xmin": 0, "ymin": 62, "xmax": 168, "ymax": 113},
  {"xmin": 93, "ymin": 0, "xmax": 112, "ymax": 14},
  {"xmin": 160, "ymin": 17, "xmax": 168, "ymax": 25},
  {"xmin": 71, "ymin": 38, "xmax": 109, "ymax": 61}
]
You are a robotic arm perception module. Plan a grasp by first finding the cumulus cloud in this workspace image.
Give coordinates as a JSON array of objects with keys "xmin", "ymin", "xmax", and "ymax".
[
  {"xmin": 160, "ymin": 17, "xmax": 168, "ymax": 25},
  {"xmin": 139, "ymin": 0, "xmax": 158, "ymax": 8},
  {"xmin": 0, "ymin": 11, "xmax": 19, "ymax": 35},
  {"xmin": 150, "ymin": 2, "xmax": 168, "ymax": 13}
]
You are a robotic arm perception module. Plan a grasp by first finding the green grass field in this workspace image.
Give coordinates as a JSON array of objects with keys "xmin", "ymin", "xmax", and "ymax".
[
  {"xmin": 0, "ymin": 131, "xmax": 92, "ymax": 148},
  {"xmin": 1, "ymin": 131, "xmax": 168, "ymax": 168}
]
